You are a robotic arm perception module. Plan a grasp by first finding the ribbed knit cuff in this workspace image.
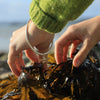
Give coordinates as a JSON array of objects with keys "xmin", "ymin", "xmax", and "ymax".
[{"xmin": 29, "ymin": 0, "xmax": 67, "ymax": 34}]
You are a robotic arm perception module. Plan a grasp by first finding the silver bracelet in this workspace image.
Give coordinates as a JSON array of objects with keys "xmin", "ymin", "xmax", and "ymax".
[{"xmin": 25, "ymin": 21, "xmax": 53, "ymax": 63}]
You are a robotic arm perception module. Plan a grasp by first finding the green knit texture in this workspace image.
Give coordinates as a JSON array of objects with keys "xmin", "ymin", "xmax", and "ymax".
[{"xmin": 29, "ymin": 0, "xmax": 94, "ymax": 33}]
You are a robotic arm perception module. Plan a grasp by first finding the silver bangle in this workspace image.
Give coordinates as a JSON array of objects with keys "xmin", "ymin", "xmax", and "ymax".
[{"xmin": 25, "ymin": 21, "xmax": 53, "ymax": 61}]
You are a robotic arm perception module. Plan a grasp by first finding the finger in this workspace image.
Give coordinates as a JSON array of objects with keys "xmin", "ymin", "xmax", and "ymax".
[
  {"xmin": 36, "ymin": 46, "xmax": 50, "ymax": 71},
  {"xmin": 15, "ymin": 52, "xmax": 25, "ymax": 72},
  {"xmin": 73, "ymin": 39, "xmax": 94, "ymax": 67},
  {"xmin": 55, "ymin": 43, "xmax": 63, "ymax": 64},
  {"xmin": 7, "ymin": 55, "xmax": 20, "ymax": 77},
  {"xmin": 70, "ymin": 40, "xmax": 81, "ymax": 58},
  {"xmin": 25, "ymin": 49, "xmax": 39, "ymax": 63},
  {"xmin": 63, "ymin": 42, "xmax": 71, "ymax": 62},
  {"xmin": 55, "ymin": 31, "xmax": 73, "ymax": 64},
  {"xmin": 39, "ymin": 55, "xmax": 48, "ymax": 71},
  {"xmin": 8, "ymin": 44, "xmax": 22, "ymax": 76}
]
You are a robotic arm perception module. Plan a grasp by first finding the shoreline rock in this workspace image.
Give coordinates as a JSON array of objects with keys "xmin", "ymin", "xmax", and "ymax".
[{"xmin": 0, "ymin": 53, "xmax": 11, "ymax": 79}]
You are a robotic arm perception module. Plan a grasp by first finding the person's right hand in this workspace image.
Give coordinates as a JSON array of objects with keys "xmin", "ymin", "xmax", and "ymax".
[
  {"xmin": 55, "ymin": 15, "xmax": 100, "ymax": 67},
  {"xmin": 8, "ymin": 20, "xmax": 54, "ymax": 77}
]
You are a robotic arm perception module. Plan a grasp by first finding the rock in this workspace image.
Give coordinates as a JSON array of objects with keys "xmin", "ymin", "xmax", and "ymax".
[{"xmin": 0, "ymin": 53, "xmax": 11, "ymax": 79}]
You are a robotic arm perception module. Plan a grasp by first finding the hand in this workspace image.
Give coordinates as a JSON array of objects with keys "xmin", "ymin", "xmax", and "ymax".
[
  {"xmin": 55, "ymin": 15, "xmax": 100, "ymax": 67},
  {"xmin": 8, "ymin": 20, "xmax": 54, "ymax": 77}
]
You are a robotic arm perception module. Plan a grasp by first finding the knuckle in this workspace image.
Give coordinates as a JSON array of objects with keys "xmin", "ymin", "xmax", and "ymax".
[
  {"xmin": 84, "ymin": 39, "xmax": 91, "ymax": 48},
  {"xmin": 9, "ymin": 43, "xmax": 15, "ymax": 50},
  {"xmin": 9, "ymin": 43, "xmax": 17, "ymax": 54},
  {"xmin": 55, "ymin": 40, "xmax": 63, "ymax": 49},
  {"xmin": 10, "ymin": 37, "xmax": 13, "ymax": 42},
  {"xmin": 12, "ymin": 31, "xmax": 16, "ymax": 36},
  {"xmin": 7, "ymin": 58, "xmax": 12, "ymax": 66},
  {"xmin": 7, "ymin": 60, "xmax": 11, "ymax": 65},
  {"xmin": 67, "ymin": 25, "xmax": 78, "ymax": 33},
  {"xmin": 55, "ymin": 40, "xmax": 60, "ymax": 46}
]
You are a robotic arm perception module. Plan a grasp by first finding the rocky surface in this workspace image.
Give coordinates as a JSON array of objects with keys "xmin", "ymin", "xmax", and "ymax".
[{"xmin": 0, "ymin": 53, "xmax": 11, "ymax": 79}]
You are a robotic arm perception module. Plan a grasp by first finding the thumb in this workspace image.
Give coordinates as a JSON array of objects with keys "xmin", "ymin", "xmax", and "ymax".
[{"xmin": 73, "ymin": 39, "xmax": 94, "ymax": 67}]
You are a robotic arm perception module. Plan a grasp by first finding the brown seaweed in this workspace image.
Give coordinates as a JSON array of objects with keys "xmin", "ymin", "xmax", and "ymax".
[{"xmin": 0, "ymin": 50, "xmax": 100, "ymax": 100}]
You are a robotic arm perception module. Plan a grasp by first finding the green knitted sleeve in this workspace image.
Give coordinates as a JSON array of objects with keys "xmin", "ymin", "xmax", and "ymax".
[{"xmin": 29, "ymin": 0, "xmax": 94, "ymax": 33}]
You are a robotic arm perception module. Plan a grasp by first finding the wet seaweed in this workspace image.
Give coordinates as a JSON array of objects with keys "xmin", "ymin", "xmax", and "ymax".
[{"xmin": 0, "ymin": 50, "xmax": 100, "ymax": 100}]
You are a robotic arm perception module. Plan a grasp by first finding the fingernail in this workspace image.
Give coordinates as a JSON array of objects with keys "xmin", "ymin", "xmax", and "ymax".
[{"xmin": 74, "ymin": 59, "xmax": 81, "ymax": 67}]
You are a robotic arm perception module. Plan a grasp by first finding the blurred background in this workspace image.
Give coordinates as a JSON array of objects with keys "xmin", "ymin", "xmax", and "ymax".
[
  {"xmin": 0, "ymin": 0, "xmax": 100, "ymax": 53},
  {"xmin": 0, "ymin": 0, "xmax": 100, "ymax": 78}
]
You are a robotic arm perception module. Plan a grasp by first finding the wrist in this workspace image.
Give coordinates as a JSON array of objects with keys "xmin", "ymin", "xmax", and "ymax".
[
  {"xmin": 27, "ymin": 20, "xmax": 54, "ymax": 46},
  {"xmin": 29, "ymin": 19, "xmax": 54, "ymax": 36}
]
